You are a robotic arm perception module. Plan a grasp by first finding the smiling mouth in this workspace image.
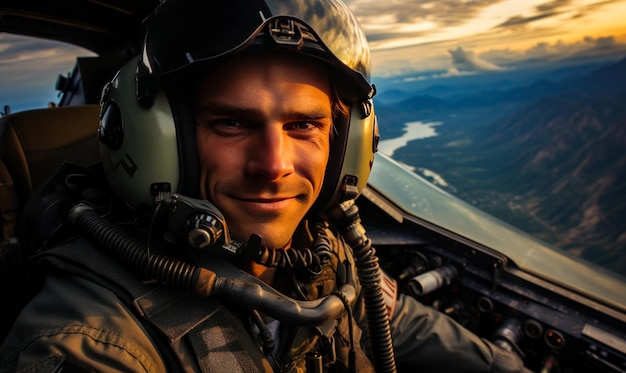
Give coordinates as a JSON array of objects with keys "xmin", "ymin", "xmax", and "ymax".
[
  {"xmin": 235, "ymin": 195, "xmax": 291, "ymax": 203},
  {"xmin": 234, "ymin": 194, "xmax": 300, "ymax": 204},
  {"xmin": 233, "ymin": 189, "xmax": 307, "ymax": 202}
]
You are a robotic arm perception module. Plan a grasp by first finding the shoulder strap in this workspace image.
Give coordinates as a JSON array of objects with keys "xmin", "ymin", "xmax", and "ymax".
[{"xmin": 38, "ymin": 238, "xmax": 271, "ymax": 372}]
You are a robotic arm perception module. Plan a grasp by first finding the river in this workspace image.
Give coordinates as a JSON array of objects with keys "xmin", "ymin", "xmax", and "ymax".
[
  {"xmin": 378, "ymin": 120, "xmax": 442, "ymax": 157},
  {"xmin": 377, "ymin": 120, "xmax": 450, "ymax": 188}
]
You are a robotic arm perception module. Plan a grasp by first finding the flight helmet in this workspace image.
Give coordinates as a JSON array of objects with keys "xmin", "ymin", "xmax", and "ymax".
[{"xmin": 98, "ymin": 0, "xmax": 379, "ymax": 217}]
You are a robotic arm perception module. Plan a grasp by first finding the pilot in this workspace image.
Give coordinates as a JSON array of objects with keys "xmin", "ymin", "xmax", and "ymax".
[{"xmin": 0, "ymin": 0, "xmax": 531, "ymax": 372}]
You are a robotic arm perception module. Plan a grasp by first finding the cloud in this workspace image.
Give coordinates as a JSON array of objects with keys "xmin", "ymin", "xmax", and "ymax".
[
  {"xmin": 496, "ymin": 12, "xmax": 559, "ymax": 30},
  {"xmin": 536, "ymin": 0, "xmax": 574, "ymax": 13},
  {"xmin": 434, "ymin": 67, "xmax": 477, "ymax": 78},
  {"xmin": 0, "ymin": 33, "xmax": 94, "ymax": 109},
  {"xmin": 346, "ymin": 0, "xmax": 501, "ymax": 44},
  {"xmin": 448, "ymin": 46, "xmax": 506, "ymax": 72},
  {"xmin": 375, "ymin": 32, "xmax": 625, "ymax": 88},
  {"xmin": 392, "ymin": 46, "xmax": 505, "ymax": 84},
  {"xmin": 480, "ymin": 35, "xmax": 622, "ymax": 67},
  {"xmin": 0, "ymin": 34, "xmax": 91, "ymax": 79}
]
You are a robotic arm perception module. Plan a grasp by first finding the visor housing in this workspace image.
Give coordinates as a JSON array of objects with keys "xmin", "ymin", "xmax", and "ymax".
[{"xmin": 138, "ymin": 0, "xmax": 373, "ymax": 107}]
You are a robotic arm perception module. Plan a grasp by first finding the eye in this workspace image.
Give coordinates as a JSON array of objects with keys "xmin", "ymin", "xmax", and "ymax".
[
  {"xmin": 286, "ymin": 122, "xmax": 316, "ymax": 131},
  {"xmin": 197, "ymin": 117, "xmax": 249, "ymax": 136},
  {"xmin": 212, "ymin": 118, "xmax": 249, "ymax": 132},
  {"xmin": 215, "ymin": 119, "xmax": 243, "ymax": 128}
]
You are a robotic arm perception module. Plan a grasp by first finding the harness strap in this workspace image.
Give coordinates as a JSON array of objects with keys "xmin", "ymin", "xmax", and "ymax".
[{"xmin": 190, "ymin": 309, "xmax": 262, "ymax": 373}]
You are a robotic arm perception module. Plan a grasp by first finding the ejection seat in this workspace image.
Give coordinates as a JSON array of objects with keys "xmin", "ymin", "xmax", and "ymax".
[
  {"xmin": 0, "ymin": 105, "xmax": 101, "ymax": 238},
  {"xmin": 0, "ymin": 104, "xmax": 100, "ymax": 334}
]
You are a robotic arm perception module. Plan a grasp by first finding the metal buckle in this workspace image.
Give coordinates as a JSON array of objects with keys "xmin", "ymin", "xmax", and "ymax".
[{"xmin": 269, "ymin": 18, "xmax": 303, "ymax": 47}]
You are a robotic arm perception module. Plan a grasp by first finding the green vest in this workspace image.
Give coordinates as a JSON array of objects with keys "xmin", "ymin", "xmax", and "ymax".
[{"xmin": 37, "ymin": 232, "xmax": 376, "ymax": 373}]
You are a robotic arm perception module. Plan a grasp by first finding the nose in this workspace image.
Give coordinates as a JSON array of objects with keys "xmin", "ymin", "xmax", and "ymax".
[{"xmin": 246, "ymin": 125, "xmax": 294, "ymax": 181}]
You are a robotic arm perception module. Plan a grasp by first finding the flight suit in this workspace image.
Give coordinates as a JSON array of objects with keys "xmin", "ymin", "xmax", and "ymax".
[{"xmin": 0, "ymin": 223, "xmax": 530, "ymax": 372}]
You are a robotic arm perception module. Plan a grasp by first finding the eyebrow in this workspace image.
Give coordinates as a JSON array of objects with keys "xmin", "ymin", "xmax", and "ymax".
[{"xmin": 195, "ymin": 102, "xmax": 332, "ymax": 121}]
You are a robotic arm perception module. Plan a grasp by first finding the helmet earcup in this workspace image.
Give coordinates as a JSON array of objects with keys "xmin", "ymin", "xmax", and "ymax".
[
  {"xmin": 99, "ymin": 57, "xmax": 180, "ymax": 212},
  {"xmin": 313, "ymin": 102, "xmax": 378, "ymax": 216}
]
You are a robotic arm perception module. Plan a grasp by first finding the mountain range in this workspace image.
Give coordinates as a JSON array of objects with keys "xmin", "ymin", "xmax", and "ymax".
[{"xmin": 374, "ymin": 56, "xmax": 626, "ymax": 276}]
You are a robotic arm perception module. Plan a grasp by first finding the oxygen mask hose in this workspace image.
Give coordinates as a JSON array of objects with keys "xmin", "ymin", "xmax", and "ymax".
[
  {"xmin": 67, "ymin": 203, "xmax": 356, "ymax": 326},
  {"xmin": 68, "ymin": 203, "xmax": 216, "ymax": 296},
  {"xmin": 330, "ymin": 198, "xmax": 397, "ymax": 373}
]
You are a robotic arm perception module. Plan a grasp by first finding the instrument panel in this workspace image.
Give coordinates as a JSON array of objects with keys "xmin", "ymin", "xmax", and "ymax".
[{"xmin": 357, "ymin": 192, "xmax": 626, "ymax": 373}]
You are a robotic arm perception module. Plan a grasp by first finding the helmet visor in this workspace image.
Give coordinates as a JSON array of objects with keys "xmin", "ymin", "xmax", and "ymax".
[{"xmin": 142, "ymin": 0, "xmax": 372, "ymax": 100}]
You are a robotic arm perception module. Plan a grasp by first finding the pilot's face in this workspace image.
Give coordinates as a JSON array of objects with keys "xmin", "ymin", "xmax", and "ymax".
[{"xmin": 194, "ymin": 52, "xmax": 332, "ymax": 249}]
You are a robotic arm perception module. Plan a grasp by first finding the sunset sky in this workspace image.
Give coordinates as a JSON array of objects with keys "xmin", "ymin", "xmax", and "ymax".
[
  {"xmin": 1, "ymin": 0, "xmax": 626, "ymax": 110},
  {"xmin": 349, "ymin": 0, "xmax": 626, "ymax": 78}
]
